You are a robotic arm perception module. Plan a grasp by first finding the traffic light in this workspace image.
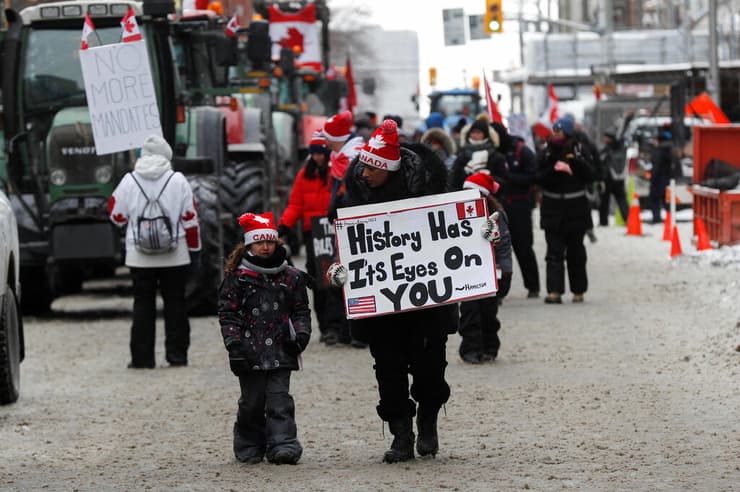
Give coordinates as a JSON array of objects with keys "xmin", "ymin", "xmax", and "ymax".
[
  {"xmin": 429, "ymin": 67, "xmax": 437, "ymax": 87},
  {"xmin": 484, "ymin": 0, "xmax": 503, "ymax": 33}
]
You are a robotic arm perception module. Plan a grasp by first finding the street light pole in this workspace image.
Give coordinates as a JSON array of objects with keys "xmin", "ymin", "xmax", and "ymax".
[{"xmin": 708, "ymin": 0, "xmax": 721, "ymax": 104}]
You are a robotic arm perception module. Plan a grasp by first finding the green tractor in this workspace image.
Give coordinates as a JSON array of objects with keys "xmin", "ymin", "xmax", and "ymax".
[{"xmin": 0, "ymin": 0, "xmax": 230, "ymax": 314}]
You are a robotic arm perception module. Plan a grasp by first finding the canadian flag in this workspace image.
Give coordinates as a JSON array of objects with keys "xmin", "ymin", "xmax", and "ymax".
[
  {"xmin": 225, "ymin": 14, "xmax": 239, "ymax": 38},
  {"xmin": 120, "ymin": 7, "xmax": 142, "ymax": 43},
  {"xmin": 539, "ymin": 83, "xmax": 560, "ymax": 127},
  {"xmin": 483, "ymin": 72, "xmax": 503, "ymax": 124},
  {"xmin": 80, "ymin": 13, "xmax": 96, "ymax": 50},
  {"xmin": 268, "ymin": 3, "xmax": 321, "ymax": 71},
  {"xmin": 456, "ymin": 200, "xmax": 485, "ymax": 220}
]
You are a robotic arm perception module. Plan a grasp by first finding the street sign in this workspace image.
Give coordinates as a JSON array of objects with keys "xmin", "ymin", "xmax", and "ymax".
[
  {"xmin": 442, "ymin": 8, "xmax": 465, "ymax": 46},
  {"xmin": 469, "ymin": 14, "xmax": 489, "ymax": 40}
]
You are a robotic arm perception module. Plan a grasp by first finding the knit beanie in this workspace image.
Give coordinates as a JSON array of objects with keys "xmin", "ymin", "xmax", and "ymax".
[{"xmin": 141, "ymin": 134, "xmax": 173, "ymax": 160}]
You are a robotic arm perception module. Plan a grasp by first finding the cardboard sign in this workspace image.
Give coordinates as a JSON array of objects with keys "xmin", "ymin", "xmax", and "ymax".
[
  {"xmin": 335, "ymin": 190, "xmax": 497, "ymax": 319},
  {"xmin": 310, "ymin": 216, "xmax": 336, "ymax": 289},
  {"xmin": 79, "ymin": 40, "xmax": 162, "ymax": 155}
]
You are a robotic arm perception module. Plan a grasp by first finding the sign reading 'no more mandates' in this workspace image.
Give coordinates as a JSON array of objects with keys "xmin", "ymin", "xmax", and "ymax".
[
  {"xmin": 80, "ymin": 40, "xmax": 162, "ymax": 155},
  {"xmin": 335, "ymin": 190, "xmax": 498, "ymax": 319}
]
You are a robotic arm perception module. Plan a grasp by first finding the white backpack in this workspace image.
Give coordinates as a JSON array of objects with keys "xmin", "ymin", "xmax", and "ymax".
[{"xmin": 130, "ymin": 172, "xmax": 178, "ymax": 254}]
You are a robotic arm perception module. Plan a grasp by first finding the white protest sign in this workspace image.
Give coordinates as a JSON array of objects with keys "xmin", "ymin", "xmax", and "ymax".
[
  {"xmin": 79, "ymin": 40, "xmax": 161, "ymax": 155},
  {"xmin": 335, "ymin": 190, "xmax": 498, "ymax": 319}
]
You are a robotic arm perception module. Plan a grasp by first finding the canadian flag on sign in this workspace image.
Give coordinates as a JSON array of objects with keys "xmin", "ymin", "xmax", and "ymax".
[
  {"xmin": 120, "ymin": 7, "xmax": 142, "ymax": 43},
  {"xmin": 225, "ymin": 14, "xmax": 239, "ymax": 38},
  {"xmin": 80, "ymin": 13, "xmax": 96, "ymax": 50},
  {"xmin": 456, "ymin": 200, "xmax": 485, "ymax": 220},
  {"xmin": 268, "ymin": 3, "xmax": 320, "ymax": 71}
]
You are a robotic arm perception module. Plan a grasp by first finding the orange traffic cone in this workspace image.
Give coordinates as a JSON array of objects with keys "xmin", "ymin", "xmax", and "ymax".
[
  {"xmin": 695, "ymin": 217, "xmax": 712, "ymax": 251},
  {"xmin": 670, "ymin": 225, "xmax": 682, "ymax": 258},
  {"xmin": 662, "ymin": 211, "xmax": 672, "ymax": 241},
  {"xmin": 626, "ymin": 193, "xmax": 643, "ymax": 236}
]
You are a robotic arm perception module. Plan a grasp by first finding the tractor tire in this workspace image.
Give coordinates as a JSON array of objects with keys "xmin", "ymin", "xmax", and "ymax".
[
  {"xmin": 0, "ymin": 288, "xmax": 21, "ymax": 404},
  {"xmin": 186, "ymin": 175, "xmax": 223, "ymax": 316},
  {"xmin": 220, "ymin": 160, "xmax": 265, "ymax": 249}
]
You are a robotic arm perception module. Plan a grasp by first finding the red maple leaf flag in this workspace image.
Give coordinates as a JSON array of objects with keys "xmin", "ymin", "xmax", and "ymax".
[
  {"xmin": 538, "ymin": 83, "xmax": 560, "ymax": 128},
  {"xmin": 120, "ymin": 7, "xmax": 142, "ymax": 43},
  {"xmin": 80, "ymin": 13, "xmax": 96, "ymax": 50},
  {"xmin": 483, "ymin": 72, "xmax": 503, "ymax": 124},
  {"xmin": 268, "ymin": 3, "xmax": 320, "ymax": 71},
  {"xmin": 345, "ymin": 55, "xmax": 357, "ymax": 114},
  {"xmin": 225, "ymin": 14, "xmax": 239, "ymax": 38},
  {"xmin": 456, "ymin": 200, "xmax": 485, "ymax": 220}
]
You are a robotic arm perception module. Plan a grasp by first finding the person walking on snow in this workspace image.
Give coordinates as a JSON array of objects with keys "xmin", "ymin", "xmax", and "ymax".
[
  {"xmin": 326, "ymin": 119, "xmax": 504, "ymax": 463},
  {"xmin": 458, "ymin": 172, "xmax": 512, "ymax": 364},
  {"xmin": 218, "ymin": 212, "xmax": 311, "ymax": 465},
  {"xmin": 536, "ymin": 117, "xmax": 596, "ymax": 304},
  {"xmin": 108, "ymin": 134, "xmax": 201, "ymax": 369}
]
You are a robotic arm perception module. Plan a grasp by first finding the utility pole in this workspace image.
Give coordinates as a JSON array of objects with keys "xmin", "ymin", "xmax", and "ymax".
[{"xmin": 708, "ymin": 0, "xmax": 721, "ymax": 105}]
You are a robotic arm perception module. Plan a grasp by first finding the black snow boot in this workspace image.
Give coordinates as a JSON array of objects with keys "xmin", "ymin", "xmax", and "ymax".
[
  {"xmin": 383, "ymin": 418, "xmax": 415, "ymax": 463},
  {"xmin": 415, "ymin": 405, "xmax": 439, "ymax": 457}
]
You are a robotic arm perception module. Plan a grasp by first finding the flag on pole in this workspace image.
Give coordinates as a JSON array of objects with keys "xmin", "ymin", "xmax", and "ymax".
[
  {"xmin": 538, "ymin": 83, "xmax": 560, "ymax": 128},
  {"xmin": 225, "ymin": 14, "xmax": 240, "ymax": 38},
  {"xmin": 268, "ymin": 3, "xmax": 321, "ymax": 71},
  {"xmin": 80, "ymin": 13, "xmax": 96, "ymax": 50},
  {"xmin": 483, "ymin": 72, "xmax": 503, "ymax": 124},
  {"xmin": 345, "ymin": 55, "xmax": 357, "ymax": 114},
  {"xmin": 120, "ymin": 7, "xmax": 142, "ymax": 43}
]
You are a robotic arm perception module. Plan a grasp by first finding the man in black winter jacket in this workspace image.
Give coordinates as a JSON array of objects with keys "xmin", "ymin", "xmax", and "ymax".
[{"xmin": 328, "ymin": 119, "xmax": 456, "ymax": 464}]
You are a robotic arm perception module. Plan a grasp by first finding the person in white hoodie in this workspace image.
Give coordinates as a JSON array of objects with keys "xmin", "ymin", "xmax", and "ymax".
[{"xmin": 108, "ymin": 134, "xmax": 201, "ymax": 368}]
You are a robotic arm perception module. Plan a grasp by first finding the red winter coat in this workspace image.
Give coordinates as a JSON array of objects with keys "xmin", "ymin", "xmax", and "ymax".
[{"xmin": 279, "ymin": 165, "xmax": 332, "ymax": 232}]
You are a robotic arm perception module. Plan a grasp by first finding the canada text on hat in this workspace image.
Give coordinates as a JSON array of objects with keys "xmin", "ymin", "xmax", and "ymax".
[
  {"xmin": 359, "ymin": 119, "xmax": 401, "ymax": 171},
  {"xmin": 463, "ymin": 172, "xmax": 500, "ymax": 196},
  {"xmin": 323, "ymin": 111, "xmax": 354, "ymax": 142},
  {"xmin": 239, "ymin": 212, "xmax": 278, "ymax": 245}
]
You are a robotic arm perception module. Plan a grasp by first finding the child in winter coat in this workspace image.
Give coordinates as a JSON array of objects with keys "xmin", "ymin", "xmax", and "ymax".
[
  {"xmin": 458, "ymin": 172, "xmax": 513, "ymax": 364},
  {"xmin": 218, "ymin": 212, "xmax": 311, "ymax": 465}
]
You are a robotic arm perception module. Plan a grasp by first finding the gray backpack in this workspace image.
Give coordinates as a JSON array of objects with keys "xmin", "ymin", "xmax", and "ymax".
[{"xmin": 130, "ymin": 172, "xmax": 177, "ymax": 254}]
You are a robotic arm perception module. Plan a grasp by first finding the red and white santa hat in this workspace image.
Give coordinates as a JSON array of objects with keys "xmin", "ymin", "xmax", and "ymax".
[
  {"xmin": 463, "ymin": 172, "xmax": 500, "ymax": 196},
  {"xmin": 309, "ymin": 130, "xmax": 327, "ymax": 147},
  {"xmin": 323, "ymin": 110, "xmax": 354, "ymax": 142},
  {"xmin": 358, "ymin": 119, "xmax": 401, "ymax": 172},
  {"xmin": 239, "ymin": 212, "xmax": 278, "ymax": 245}
]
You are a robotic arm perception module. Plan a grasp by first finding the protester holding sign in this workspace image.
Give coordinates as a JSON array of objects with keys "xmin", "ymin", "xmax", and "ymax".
[
  {"xmin": 218, "ymin": 212, "xmax": 311, "ymax": 465},
  {"xmin": 458, "ymin": 173, "xmax": 512, "ymax": 364},
  {"xmin": 327, "ymin": 120, "xmax": 502, "ymax": 463},
  {"xmin": 108, "ymin": 135, "xmax": 201, "ymax": 368}
]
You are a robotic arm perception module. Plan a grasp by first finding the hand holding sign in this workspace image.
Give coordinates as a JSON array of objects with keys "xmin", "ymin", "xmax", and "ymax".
[
  {"xmin": 481, "ymin": 211, "xmax": 501, "ymax": 244},
  {"xmin": 326, "ymin": 262, "xmax": 348, "ymax": 287}
]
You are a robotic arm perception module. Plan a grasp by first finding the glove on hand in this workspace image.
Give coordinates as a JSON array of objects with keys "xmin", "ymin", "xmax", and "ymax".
[
  {"xmin": 480, "ymin": 211, "xmax": 501, "ymax": 244},
  {"xmin": 229, "ymin": 357, "xmax": 246, "ymax": 377},
  {"xmin": 554, "ymin": 160, "xmax": 573, "ymax": 175},
  {"xmin": 326, "ymin": 262, "xmax": 348, "ymax": 287},
  {"xmin": 464, "ymin": 161, "xmax": 489, "ymax": 175},
  {"xmin": 284, "ymin": 332, "xmax": 310, "ymax": 357}
]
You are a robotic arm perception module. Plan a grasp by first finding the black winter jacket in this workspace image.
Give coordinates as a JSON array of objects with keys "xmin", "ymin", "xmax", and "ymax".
[
  {"xmin": 218, "ymin": 255, "xmax": 311, "ymax": 371},
  {"xmin": 536, "ymin": 136, "xmax": 595, "ymax": 233}
]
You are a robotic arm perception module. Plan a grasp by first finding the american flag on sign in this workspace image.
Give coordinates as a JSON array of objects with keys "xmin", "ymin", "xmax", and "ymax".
[
  {"xmin": 347, "ymin": 295, "xmax": 376, "ymax": 315},
  {"xmin": 456, "ymin": 200, "xmax": 485, "ymax": 219}
]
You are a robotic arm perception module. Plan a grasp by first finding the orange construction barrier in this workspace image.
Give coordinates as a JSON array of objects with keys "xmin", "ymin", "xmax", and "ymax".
[
  {"xmin": 662, "ymin": 212, "xmax": 672, "ymax": 241},
  {"xmin": 626, "ymin": 193, "xmax": 643, "ymax": 236},
  {"xmin": 670, "ymin": 225, "xmax": 683, "ymax": 258},
  {"xmin": 695, "ymin": 217, "xmax": 712, "ymax": 251}
]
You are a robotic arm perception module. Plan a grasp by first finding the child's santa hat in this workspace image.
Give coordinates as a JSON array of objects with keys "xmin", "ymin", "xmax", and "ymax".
[
  {"xmin": 323, "ymin": 110, "xmax": 354, "ymax": 142},
  {"xmin": 239, "ymin": 212, "xmax": 278, "ymax": 245},
  {"xmin": 358, "ymin": 119, "xmax": 401, "ymax": 172},
  {"xmin": 463, "ymin": 172, "xmax": 500, "ymax": 196}
]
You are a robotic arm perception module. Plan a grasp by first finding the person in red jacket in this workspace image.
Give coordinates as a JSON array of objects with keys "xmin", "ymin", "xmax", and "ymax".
[{"xmin": 278, "ymin": 131, "xmax": 346, "ymax": 345}]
